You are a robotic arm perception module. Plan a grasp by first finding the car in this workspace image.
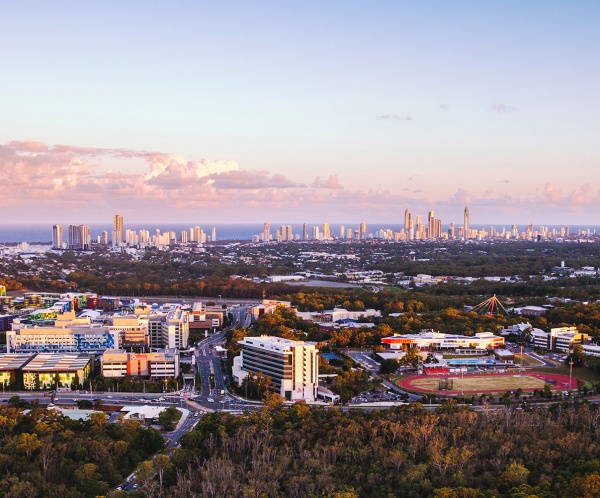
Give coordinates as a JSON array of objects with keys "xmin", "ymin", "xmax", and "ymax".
[
  {"xmin": 133, "ymin": 484, "xmax": 138, "ymax": 489},
  {"xmin": 219, "ymin": 400, "xmax": 226, "ymax": 404},
  {"xmin": 207, "ymin": 397, "xmax": 214, "ymax": 403}
]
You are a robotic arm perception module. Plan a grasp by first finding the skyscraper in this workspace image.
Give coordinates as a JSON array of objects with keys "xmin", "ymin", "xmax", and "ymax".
[
  {"xmin": 52, "ymin": 225, "xmax": 62, "ymax": 249},
  {"xmin": 428, "ymin": 211, "xmax": 435, "ymax": 239},
  {"xmin": 211, "ymin": 227, "xmax": 216, "ymax": 242},
  {"xmin": 464, "ymin": 207, "xmax": 470, "ymax": 240},
  {"xmin": 303, "ymin": 223, "xmax": 308, "ymax": 240},
  {"xmin": 68, "ymin": 225, "xmax": 90, "ymax": 250},
  {"xmin": 322, "ymin": 222, "xmax": 331, "ymax": 240},
  {"xmin": 404, "ymin": 209, "xmax": 411, "ymax": 231},
  {"xmin": 113, "ymin": 215, "xmax": 124, "ymax": 244},
  {"xmin": 359, "ymin": 223, "xmax": 367, "ymax": 240},
  {"xmin": 263, "ymin": 222, "xmax": 271, "ymax": 242}
]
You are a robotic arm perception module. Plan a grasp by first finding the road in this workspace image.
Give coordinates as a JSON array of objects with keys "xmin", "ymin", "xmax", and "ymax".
[{"xmin": 193, "ymin": 331, "xmax": 262, "ymax": 413}]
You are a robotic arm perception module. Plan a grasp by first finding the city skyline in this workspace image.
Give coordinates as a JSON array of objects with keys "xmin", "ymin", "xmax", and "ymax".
[{"xmin": 1, "ymin": 3, "xmax": 599, "ymax": 224}]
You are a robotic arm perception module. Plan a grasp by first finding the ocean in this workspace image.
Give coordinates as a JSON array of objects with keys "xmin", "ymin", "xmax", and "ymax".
[{"xmin": 0, "ymin": 223, "xmax": 597, "ymax": 244}]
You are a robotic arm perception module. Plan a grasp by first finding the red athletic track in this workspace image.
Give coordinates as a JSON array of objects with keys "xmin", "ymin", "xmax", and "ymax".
[{"xmin": 397, "ymin": 371, "xmax": 578, "ymax": 395}]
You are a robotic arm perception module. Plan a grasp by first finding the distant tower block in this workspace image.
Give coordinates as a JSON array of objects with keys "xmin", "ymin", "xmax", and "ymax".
[{"xmin": 464, "ymin": 206, "xmax": 470, "ymax": 240}]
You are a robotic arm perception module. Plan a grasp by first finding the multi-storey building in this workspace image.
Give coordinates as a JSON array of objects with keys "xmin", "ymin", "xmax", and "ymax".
[
  {"xmin": 101, "ymin": 348, "xmax": 179, "ymax": 378},
  {"xmin": 113, "ymin": 214, "xmax": 124, "ymax": 244},
  {"xmin": 162, "ymin": 308, "xmax": 189, "ymax": 349},
  {"xmin": 262, "ymin": 222, "xmax": 271, "ymax": 242},
  {"xmin": 68, "ymin": 224, "xmax": 90, "ymax": 250},
  {"xmin": 107, "ymin": 315, "xmax": 149, "ymax": 351},
  {"xmin": 7, "ymin": 321, "xmax": 118, "ymax": 354},
  {"xmin": 144, "ymin": 308, "xmax": 189, "ymax": 349},
  {"xmin": 233, "ymin": 335, "xmax": 319, "ymax": 402},
  {"xmin": 52, "ymin": 225, "xmax": 63, "ymax": 249},
  {"xmin": 531, "ymin": 327, "xmax": 588, "ymax": 352}
]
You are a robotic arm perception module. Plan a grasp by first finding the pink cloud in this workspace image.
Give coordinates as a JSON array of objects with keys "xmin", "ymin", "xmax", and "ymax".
[
  {"xmin": 209, "ymin": 170, "xmax": 304, "ymax": 189},
  {"xmin": 311, "ymin": 175, "xmax": 343, "ymax": 189}
]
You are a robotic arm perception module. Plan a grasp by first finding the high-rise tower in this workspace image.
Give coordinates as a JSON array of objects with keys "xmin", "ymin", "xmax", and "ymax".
[
  {"xmin": 52, "ymin": 225, "xmax": 63, "ymax": 249},
  {"xmin": 359, "ymin": 223, "xmax": 367, "ymax": 240},
  {"xmin": 68, "ymin": 225, "xmax": 90, "ymax": 250},
  {"xmin": 263, "ymin": 222, "xmax": 271, "ymax": 242},
  {"xmin": 404, "ymin": 209, "xmax": 411, "ymax": 231},
  {"xmin": 464, "ymin": 207, "xmax": 470, "ymax": 240},
  {"xmin": 113, "ymin": 215, "xmax": 124, "ymax": 244}
]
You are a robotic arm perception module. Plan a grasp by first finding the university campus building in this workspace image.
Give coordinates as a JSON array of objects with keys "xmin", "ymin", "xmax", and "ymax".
[
  {"xmin": 381, "ymin": 330, "xmax": 505, "ymax": 351},
  {"xmin": 232, "ymin": 335, "xmax": 319, "ymax": 402}
]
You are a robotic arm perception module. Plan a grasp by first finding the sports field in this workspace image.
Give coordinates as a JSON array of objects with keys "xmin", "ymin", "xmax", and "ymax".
[{"xmin": 397, "ymin": 371, "xmax": 576, "ymax": 395}]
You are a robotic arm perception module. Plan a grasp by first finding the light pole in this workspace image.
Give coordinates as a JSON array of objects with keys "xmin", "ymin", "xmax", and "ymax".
[
  {"xmin": 569, "ymin": 358, "xmax": 574, "ymax": 393},
  {"xmin": 520, "ymin": 344, "xmax": 524, "ymax": 371}
]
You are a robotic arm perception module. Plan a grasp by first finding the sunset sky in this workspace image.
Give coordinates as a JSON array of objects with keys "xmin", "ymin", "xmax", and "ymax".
[{"xmin": 1, "ymin": 2, "xmax": 599, "ymax": 226}]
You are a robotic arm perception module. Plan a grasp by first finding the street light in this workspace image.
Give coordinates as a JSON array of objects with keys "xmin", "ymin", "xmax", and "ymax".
[{"xmin": 569, "ymin": 358, "xmax": 574, "ymax": 394}]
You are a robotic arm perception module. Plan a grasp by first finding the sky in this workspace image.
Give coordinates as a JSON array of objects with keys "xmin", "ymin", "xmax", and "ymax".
[{"xmin": 1, "ymin": 1, "xmax": 599, "ymax": 226}]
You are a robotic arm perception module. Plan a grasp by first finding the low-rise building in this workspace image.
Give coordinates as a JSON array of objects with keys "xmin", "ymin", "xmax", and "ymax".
[
  {"xmin": 381, "ymin": 330, "xmax": 504, "ymax": 351},
  {"xmin": 0, "ymin": 354, "xmax": 36, "ymax": 389},
  {"xmin": 21, "ymin": 353, "xmax": 92, "ymax": 389}
]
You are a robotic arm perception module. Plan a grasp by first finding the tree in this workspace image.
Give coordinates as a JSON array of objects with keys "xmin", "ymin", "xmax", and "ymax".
[
  {"xmin": 153, "ymin": 454, "xmax": 172, "ymax": 490},
  {"xmin": 399, "ymin": 347, "xmax": 421, "ymax": 369},
  {"xmin": 379, "ymin": 359, "xmax": 400, "ymax": 375},
  {"xmin": 566, "ymin": 344, "xmax": 586, "ymax": 367}
]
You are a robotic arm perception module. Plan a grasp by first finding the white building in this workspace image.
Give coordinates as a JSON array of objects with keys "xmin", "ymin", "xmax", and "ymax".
[
  {"xmin": 233, "ymin": 335, "xmax": 319, "ymax": 402},
  {"xmin": 531, "ymin": 327, "xmax": 587, "ymax": 352},
  {"xmin": 7, "ymin": 323, "xmax": 119, "ymax": 354}
]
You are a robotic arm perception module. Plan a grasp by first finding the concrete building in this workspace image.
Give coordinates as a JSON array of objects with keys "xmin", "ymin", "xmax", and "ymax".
[
  {"xmin": 188, "ymin": 302, "xmax": 222, "ymax": 334},
  {"xmin": 531, "ymin": 327, "xmax": 588, "ymax": 352},
  {"xmin": 0, "ymin": 354, "xmax": 36, "ymax": 389},
  {"xmin": 381, "ymin": 331, "xmax": 504, "ymax": 351},
  {"xmin": 113, "ymin": 214, "xmax": 124, "ymax": 244},
  {"xmin": 101, "ymin": 348, "xmax": 179, "ymax": 378},
  {"xmin": 233, "ymin": 335, "xmax": 319, "ymax": 402},
  {"xmin": 68, "ymin": 224, "xmax": 91, "ymax": 250},
  {"xmin": 520, "ymin": 306, "xmax": 548, "ymax": 318},
  {"xmin": 22, "ymin": 353, "xmax": 92, "ymax": 390},
  {"xmin": 107, "ymin": 315, "xmax": 149, "ymax": 351},
  {"xmin": 52, "ymin": 225, "xmax": 63, "ymax": 249},
  {"xmin": 7, "ymin": 320, "xmax": 119, "ymax": 354},
  {"xmin": 249, "ymin": 299, "xmax": 292, "ymax": 322}
]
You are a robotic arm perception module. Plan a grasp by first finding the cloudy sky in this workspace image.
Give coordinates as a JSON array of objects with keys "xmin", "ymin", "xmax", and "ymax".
[{"xmin": 1, "ymin": 2, "xmax": 599, "ymax": 226}]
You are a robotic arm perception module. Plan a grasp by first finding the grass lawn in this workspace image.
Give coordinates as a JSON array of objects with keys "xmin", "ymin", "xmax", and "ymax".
[{"xmin": 408, "ymin": 374, "xmax": 547, "ymax": 394}]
